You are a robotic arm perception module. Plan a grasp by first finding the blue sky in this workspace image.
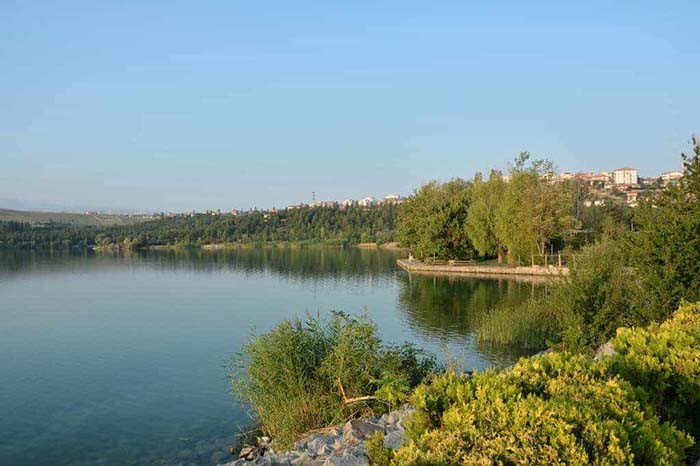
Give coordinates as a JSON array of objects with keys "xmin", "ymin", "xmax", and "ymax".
[{"xmin": 1, "ymin": 0, "xmax": 699, "ymax": 212}]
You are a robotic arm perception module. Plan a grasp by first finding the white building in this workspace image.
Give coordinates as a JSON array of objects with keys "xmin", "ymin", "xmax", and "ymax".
[
  {"xmin": 341, "ymin": 199, "xmax": 355, "ymax": 207},
  {"xmin": 383, "ymin": 194, "xmax": 402, "ymax": 205},
  {"xmin": 558, "ymin": 172, "xmax": 575, "ymax": 181},
  {"xmin": 612, "ymin": 167, "xmax": 638, "ymax": 185},
  {"xmin": 660, "ymin": 171, "xmax": 683, "ymax": 185},
  {"xmin": 358, "ymin": 196, "xmax": 376, "ymax": 207}
]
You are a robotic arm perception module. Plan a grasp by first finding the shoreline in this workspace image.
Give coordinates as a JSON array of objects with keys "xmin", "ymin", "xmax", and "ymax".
[{"xmin": 397, "ymin": 258, "xmax": 569, "ymax": 277}]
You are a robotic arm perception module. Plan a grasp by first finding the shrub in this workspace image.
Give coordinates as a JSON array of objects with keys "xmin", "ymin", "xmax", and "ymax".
[
  {"xmin": 554, "ymin": 239, "xmax": 646, "ymax": 352},
  {"xmin": 231, "ymin": 312, "xmax": 438, "ymax": 448},
  {"xmin": 482, "ymin": 239, "xmax": 647, "ymax": 352},
  {"xmin": 606, "ymin": 302, "xmax": 700, "ymax": 446},
  {"xmin": 392, "ymin": 352, "xmax": 694, "ymax": 465},
  {"xmin": 366, "ymin": 431, "xmax": 393, "ymax": 466}
]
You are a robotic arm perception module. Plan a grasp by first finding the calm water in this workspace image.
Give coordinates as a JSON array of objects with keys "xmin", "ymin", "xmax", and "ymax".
[{"xmin": 0, "ymin": 248, "xmax": 541, "ymax": 466}]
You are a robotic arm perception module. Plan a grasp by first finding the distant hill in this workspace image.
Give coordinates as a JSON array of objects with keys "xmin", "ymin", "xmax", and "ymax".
[{"xmin": 0, "ymin": 208, "xmax": 154, "ymax": 227}]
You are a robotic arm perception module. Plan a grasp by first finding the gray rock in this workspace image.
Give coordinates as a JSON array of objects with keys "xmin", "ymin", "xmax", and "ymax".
[
  {"xmin": 594, "ymin": 341, "xmax": 617, "ymax": 360},
  {"xmin": 305, "ymin": 434, "xmax": 335, "ymax": 456},
  {"xmin": 239, "ymin": 445, "xmax": 258, "ymax": 459},
  {"xmin": 292, "ymin": 453, "xmax": 325, "ymax": 466},
  {"xmin": 346, "ymin": 444, "xmax": 367, "ymax": 458},
  {"xmin": 323, "ymin": 454, "xmax": 368, "ymax": 466},
  {"xmin": 385, "ymin": 412, "xmax": 400, "ymax": 425},
  {"xmin": 271, "ymin": 457, "xmax": 292, "ymax": 466},
  {"xmin": 316, "ymin": 444, "xmax": 334, "ymax": 456},
  {"xmin": 294, "ymin": 440, "xmax": 307, "ymax": 451},
  {"xmin": 291, "ymin": 452, "xmax": 315, "ymax": 465},
  {"xmin": 383, "ymin": 431, "xmax": 405, "ymax": 450},
  {"xmin": 342, "ymin": 420, "xmax": 384, "ymax": 442},
  {"xmin": 331, "ymin": 438, "xmax": 344, "ymax": 451}
]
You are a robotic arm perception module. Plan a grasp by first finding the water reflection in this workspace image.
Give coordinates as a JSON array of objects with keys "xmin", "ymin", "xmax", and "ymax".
[
  {"xmin": 0, "ymin": 247, "xmax": 404, "ymax": 282},
  {"xmin": 0, "ymin": 247, "xmax": 546, "ymax": 466}
]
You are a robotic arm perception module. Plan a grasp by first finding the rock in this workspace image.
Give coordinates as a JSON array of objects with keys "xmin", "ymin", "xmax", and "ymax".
[
  {"xmin": 323, "ymin": 454, "xmax": 368, "ymax": 466},
  {"xmin": 305, "ymin": 434, "xmax": 335, "ymax": 456},
  {"xmin": 331, "ymin": 438, "xmax": 344, "ymax": 451},
  {"xmin": 316, "ymin": 444, "xmax": 334, "ymax": 456},
  {"xmin": 292, "ymin": 452, "xmax": 325, "ymax": 466},
  {"xmin": 386, "ymin": 411, "xmax": 402, "ymax": 425},
  {"xmin": 258, "ymin": 436, "xmax": 272, "ymax": 446},
  {"xmin": 342, "ymin": 420, "xmax": 384, "ymax": 443},
  {"xmin": 292, "ymin": 452, "xmax": 315, "ymax": 465},
  {"xmin": 239, "ymin": 445, "xmax": 258, "ymax": 459},
  {"xmin": 594, "ymin": 341, "xmax": 617, "ymax": 360},
  {"xmin": 383, "ymin": 431, "xmax": 405, "ymax": 450},
  {"xmin": 270, "ymin": 456, "xmax": 292, "ymax": 466},
  {"xmin": 294, "ymin": 440, "xmax": 307, "ymax": 451},
  {"xmin": 220, "ymin": 408, "xmax": 413, "ymax": 466}
]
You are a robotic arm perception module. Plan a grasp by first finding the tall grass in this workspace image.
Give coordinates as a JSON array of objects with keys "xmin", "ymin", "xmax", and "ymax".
[
  {"xmin": 476, "ymin": 239, "xmax": 646, "ymax": 352},
  {"xmin": 230, "ymin": 312, "xmax": 438, "ymax": 448},
  {"xmin": 476, "ymin": 296, "xmax": 561, "ymax": 349}
]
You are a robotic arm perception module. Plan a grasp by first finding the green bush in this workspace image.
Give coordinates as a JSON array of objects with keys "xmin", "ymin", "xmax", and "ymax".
[
  {"xmin": 480, "ymin": 239, "xmax": 647, "ymax": 352},
  {"xmin": 606, "ymin": 302, "xmax": 700, "ymax": 445},
  {"xmin": 231, "ymin": 312, "xmax": 438, "ymax": 448},
  {"xmin": 554, "ymin": 239, "xmax": 647, "ymax": 352},
  {"xmin": 392, "ymin": 352, "xmax": 693, "ymax": 465},
  {"xmin": 366, "ymin": 431, "xmax": 394, "ymax": 466}
]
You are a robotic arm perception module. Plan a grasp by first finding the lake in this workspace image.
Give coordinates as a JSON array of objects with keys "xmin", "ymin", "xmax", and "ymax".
[{"xmin": 0, "ymin": 247, "xmax": 542, "ymax": 466}]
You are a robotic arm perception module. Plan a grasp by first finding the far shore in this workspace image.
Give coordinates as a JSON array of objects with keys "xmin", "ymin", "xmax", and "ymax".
[{"xmin": 137, "ymin": 241, "xmax": 409, "ymax": 251}]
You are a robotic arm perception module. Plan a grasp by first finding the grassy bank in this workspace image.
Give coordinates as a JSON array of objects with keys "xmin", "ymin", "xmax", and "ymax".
[
  {"xmin": 230, "ymin": 312, "xmax": 439, "ymax": 448},
  {"xmin": 234, "ymin": 304, "xmax": 700, "ymax": 464}
]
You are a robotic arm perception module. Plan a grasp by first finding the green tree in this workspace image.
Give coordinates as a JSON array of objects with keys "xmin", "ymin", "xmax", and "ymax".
[
  {"xmin": 495, "ymin": 152, "xmax": 579, "ymax": 263},
  {"xmin": 466, "ymin": 170, "xmax": 506, "ymax": 262},
  {"xmin": 627, "ymin": 136, "xmax": 700, "ymax": 317},
  {"xmin": 396, "ymin": 179, "xmax": 474, "ymax": 260}
]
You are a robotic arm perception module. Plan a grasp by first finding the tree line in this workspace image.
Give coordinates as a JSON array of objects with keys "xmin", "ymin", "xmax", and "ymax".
[
  {"xmin": 397, "ymin": 152, "xmax": 632, "ymax": 263},
  {"xmin": 0, "ymin": 204, "xmax": 399, "ymax": 250}
]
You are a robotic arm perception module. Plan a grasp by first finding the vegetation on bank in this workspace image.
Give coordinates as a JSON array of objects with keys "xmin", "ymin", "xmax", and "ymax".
[
  {"xmin": 231, "ymin": 139, "xmax": 700, "ymax": 463},
  {"xmin": 388, "ymin": 303, "xmax": 700, "ymax": 465},
  {"xmin": 476, "ymin": 140, "xmax": 700, "ymax": 353},
  {"xmin": 230, "ymin": 312, "xmax": 439, "ymax": 449},
  {"xmin": 234, "ymin": 304, "xmax": 700, "ymax": 464},
  {"xmin": 0, "ymin": 204, "xmax": 398, "ymax": 250},
  {"xmin": 397, "ymin": 152, "xmax": 627, "ymax": 263}
]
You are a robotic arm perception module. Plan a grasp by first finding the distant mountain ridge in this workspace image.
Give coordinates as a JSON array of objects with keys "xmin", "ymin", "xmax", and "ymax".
[
  {"xmin": 0, "ymin": 208, "xmax": 153, "ymax": 227},
  {"xmin": 0, "ymin": 198, "xmax": 140, "ymax": 215}
]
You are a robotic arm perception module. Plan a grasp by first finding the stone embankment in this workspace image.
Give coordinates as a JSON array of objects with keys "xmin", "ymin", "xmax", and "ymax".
[
  {"xmin": 221, "ymin": 405, "xmax": 414, "ymax": 466},
  {"xmin": 397, "ymin": 258, "xmax": 569, "ymax": 277}
]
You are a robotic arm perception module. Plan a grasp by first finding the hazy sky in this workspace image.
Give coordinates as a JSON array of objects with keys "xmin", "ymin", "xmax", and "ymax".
[{"xmin": 2, "ymin": 1, "xmax": 699, "ymax": 212}]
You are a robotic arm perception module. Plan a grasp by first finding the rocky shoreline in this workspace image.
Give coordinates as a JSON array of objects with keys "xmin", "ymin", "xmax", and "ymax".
[{"xmin": 221, "ymin": 405, "xmax": 414, "ymax": 466}]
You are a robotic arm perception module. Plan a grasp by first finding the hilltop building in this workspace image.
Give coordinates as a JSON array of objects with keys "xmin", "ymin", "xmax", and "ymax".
[
  {"xmin": 358, "ymin": 197, "xmax": 376, "ymax": 207},
  {"xmin": 382, "ymin": 194, "xmax": 403, "ymax": 205},
  {"xmin": 310, "ymin": 200, "xmax": 337, "ymax": 208},
  {"xmin": 660, "ymin": 171, "xmax": 683, "ymax": 186},
  {"xmin": 613, "ymin": 167, "xmax": 638, "ymax": 185}
]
